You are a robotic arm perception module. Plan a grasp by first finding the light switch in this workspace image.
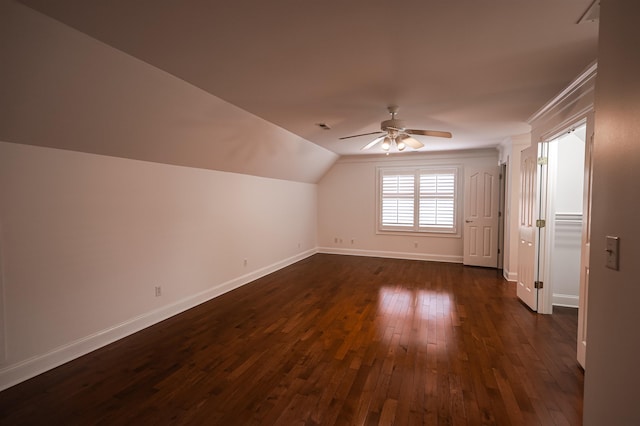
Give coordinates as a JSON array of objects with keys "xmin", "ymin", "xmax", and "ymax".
[{"xmin": 605, "ymin": 236, "xmax": 620, "ymax": 270}]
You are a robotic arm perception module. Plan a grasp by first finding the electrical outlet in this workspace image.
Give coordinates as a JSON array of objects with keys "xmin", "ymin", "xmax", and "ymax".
[
  {"xmin": 244, "ymin": 259, "xmax": 248, "ymax": 267},
  {"xmin": 351, "ymin": 238, "xmax": 355, "ymax": 244},
  {"xmin": 155, "ymin": 286, "xmax": 162, "ymax": 297},
  {"xmin": 414, "ymin": 241, "xmax": 418, "ymax": 248},
  {"xmin": 334, "ymin": 237, "xmax": 338, "ymax": 243}
]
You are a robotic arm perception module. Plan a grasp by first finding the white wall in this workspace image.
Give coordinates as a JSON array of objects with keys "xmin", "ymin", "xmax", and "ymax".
[
  {"xmin": 584, "ymin": 1, "xmax": 640, "ymax": 423},
  {"xmin": 554, "ymin": 130, "xmax": 586, "ymax": 213},
  {"xmin": 0, "ymin": 141, "xmax": 317, "ymax": 390},
  {"xmin": 317, "ymin": 150, "xmax": 498, "ymax": 262},
  {"xmin": 0, "ymin": 0, "xmax": 333, "ymax": 391},
  {"xmin": 548, "ymin": 130, "xmax": 585, "ymax": 307}
]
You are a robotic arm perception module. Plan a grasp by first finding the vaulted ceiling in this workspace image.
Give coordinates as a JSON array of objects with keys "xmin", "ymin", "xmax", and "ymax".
[{"xmin": 16, "ymin": 0, "xmax": 598, "ymax": 156}]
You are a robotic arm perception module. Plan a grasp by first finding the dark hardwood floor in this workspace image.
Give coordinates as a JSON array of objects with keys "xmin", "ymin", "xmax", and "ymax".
[{"xmin": 0, "ymin": 254, "xmax": 583, "ymax": 425}]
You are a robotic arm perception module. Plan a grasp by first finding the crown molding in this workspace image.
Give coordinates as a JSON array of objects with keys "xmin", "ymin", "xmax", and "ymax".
[
  {"xmin": 527, "ymin": 61, "xmax": 597, "ymax": 125},
  {"xmin": 336, "ymin": 148, "xmax": 499, "ymax": 165}
]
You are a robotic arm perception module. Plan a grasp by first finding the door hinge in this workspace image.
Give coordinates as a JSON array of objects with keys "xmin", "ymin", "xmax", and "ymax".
[
  {"xmin": 536, "ymin": 219, "xmax": 546, "ymax": 228},
  {"xmin": 537, "ymin": 157, "xmax": 548, "ymax": 165},
  {"xmin": 534, "ymin": 281, "xmax": 544, "ymax": 289}
]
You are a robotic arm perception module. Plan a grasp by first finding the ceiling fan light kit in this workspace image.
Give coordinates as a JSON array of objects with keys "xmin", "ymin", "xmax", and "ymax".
[
  {"xmin": 381, "ymin": 137, "xmax": 391, "ymax": 150},
  {"xmin": 380, "ymin": 136, "xmax": 406, "ymax": 152},
  {"xmin": 340, "ymin": 105, "xmax": 452, "ymax": 153}
]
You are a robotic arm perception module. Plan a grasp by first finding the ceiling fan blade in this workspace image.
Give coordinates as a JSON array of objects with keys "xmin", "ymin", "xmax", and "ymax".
[
  {"xmin": 361, "ymin": 135, "xmax": 386, "ymax": 150},
  {"xmin": 339, "ymin": 131, "xmax": 385, "ymax": 140},
  {"xmin": 406, "ymin": 129, "xmax": 452, "ymax": 138},
  {"xmin": 398, "ymin": 135, "xmax": 424, "ymax": 149}
]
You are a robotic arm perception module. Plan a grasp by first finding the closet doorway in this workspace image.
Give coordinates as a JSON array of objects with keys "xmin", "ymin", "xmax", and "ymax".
[
  {"xmin": 544, "ymin": 124, "xmax": 587, "ymax": 310},
  {"xmin": 538, "ymin": 118, "xmax": 593, "ymax": 369}
]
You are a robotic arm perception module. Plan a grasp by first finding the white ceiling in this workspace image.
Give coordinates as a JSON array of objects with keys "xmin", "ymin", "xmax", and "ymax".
[{"xmin": 18, "ymin": 0, "xmax": 599, "ymax": 156}]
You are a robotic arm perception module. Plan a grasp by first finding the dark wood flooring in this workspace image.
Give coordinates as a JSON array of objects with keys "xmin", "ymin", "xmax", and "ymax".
[{"xmin": 0, "ymin": 254, "xmax": 583, "ymax": 425}]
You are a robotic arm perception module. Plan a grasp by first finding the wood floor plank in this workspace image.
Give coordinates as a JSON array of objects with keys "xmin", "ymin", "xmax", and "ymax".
[{"xmin": 0, "ymin": 254, "xmax": 583, "ymax": 425}]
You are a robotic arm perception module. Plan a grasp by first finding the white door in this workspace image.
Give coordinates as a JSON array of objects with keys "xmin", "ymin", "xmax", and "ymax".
[
  {"xmin": 463, "ymin": 166, "xmax": 499, "ymax": 267},
  {"xmin": 577, "ymin": 115, "xmax": 595, "ymax": 368},
  {"xmin": 517, "ymin": 144, "xmax": 539, "ymax": 310}
]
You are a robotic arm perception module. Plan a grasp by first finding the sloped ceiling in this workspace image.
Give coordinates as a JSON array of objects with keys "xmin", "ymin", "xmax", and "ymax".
[
  {"xmin": 2, "ymin": 0, "xmax": 597, "ymax": 181},
  {"xmin": 17, "ymin": 0, "xmax": 598, "ymax": 155},
  {"xmin": 0, "ymin": 0, "xmax": 338, "ymax": 183}
]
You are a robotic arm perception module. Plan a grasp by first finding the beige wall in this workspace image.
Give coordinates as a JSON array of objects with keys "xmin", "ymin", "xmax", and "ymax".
[
  {"xmin": 317, "ymin": 150, "xmax": 498, "ymax": 262},
  {"xmin": 583, "ymin": 0, "xmax": 640, "ymax": 423},
  {"xmin": 0, "ymin": 142, "xmax": 317, "ymax": 390}
]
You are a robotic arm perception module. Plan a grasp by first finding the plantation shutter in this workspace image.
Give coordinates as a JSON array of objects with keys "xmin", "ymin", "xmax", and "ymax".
[
  {"xmin": 419, "ymin": 172, "xmax": 455, "ymax": 229},
  {"xmin": 378, "ymin": 167, "xmax": 457, "ymax": 233},
  {"xmin": 381, "ymin": 174, "xmax": 415, "ymax": 227}
]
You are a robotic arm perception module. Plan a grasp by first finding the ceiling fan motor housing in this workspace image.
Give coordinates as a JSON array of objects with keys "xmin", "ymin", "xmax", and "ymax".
[{"xmin": 381, "ymin": 119, "xmax": 406, "ymax": 132}]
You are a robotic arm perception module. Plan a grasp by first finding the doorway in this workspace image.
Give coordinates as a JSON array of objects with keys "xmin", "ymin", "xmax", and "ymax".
[
  {"xmin": 541, "ymin": 121, "xmax": 592, "ymax": 368},
  {"xmin": 517, "ymin": 122, "xmax": 589, "ymax": 313},
  {"xmin": 517, "ymin": 118, "xmax": 593, "ymax": 368},
  {"xmin": 543, "ymin": 124, "xmax": 587, "ymax": 310}
]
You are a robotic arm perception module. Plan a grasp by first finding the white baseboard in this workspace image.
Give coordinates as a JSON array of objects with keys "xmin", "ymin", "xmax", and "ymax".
[
  {"xmin": 552, "ymin": 293, "xmax": 579, "ymax": 308},
  {"xmin": 503, "ymin": 269, "xmax": 517, "ymax": 282},
  {"xmin": 317, "ymin": 247, "xmax": 463, "ymax": 264},
  {"xmin": 0, "ymin": 249, "xmax": 317, "ymax": 392}
]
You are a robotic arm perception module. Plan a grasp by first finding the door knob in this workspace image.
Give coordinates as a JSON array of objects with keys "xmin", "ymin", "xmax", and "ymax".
[{"xmin": 465, "ymin": 219, "xmax": 473, "ymax": 223}]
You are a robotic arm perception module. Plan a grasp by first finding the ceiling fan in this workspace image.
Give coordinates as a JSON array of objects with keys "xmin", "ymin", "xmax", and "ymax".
[{"xmin": 339, "ymin": 105, "xmax": 452, "ymax": 152}]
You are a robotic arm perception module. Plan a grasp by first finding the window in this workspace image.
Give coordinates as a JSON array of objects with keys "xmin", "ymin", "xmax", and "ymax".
[{"xmin": 379, "ymin": 167, "xmax": 458, "ymax": 234}]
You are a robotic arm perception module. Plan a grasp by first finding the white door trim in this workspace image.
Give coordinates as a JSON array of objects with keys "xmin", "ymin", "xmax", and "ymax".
[{"xmin": 577, "ymin": 112, "xmax": 595, "ymax": 369}]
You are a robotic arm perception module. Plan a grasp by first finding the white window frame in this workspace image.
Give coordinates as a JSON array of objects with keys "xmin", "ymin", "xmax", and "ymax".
[{"xmin": 377, "ymin": 167, "xmax": 460, "ymax": 236}]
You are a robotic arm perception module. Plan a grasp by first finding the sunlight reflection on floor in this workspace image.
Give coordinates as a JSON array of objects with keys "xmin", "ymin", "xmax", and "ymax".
[{"xmin": 376, "ymin": 286, "xmax": 454, "ymax": 349}]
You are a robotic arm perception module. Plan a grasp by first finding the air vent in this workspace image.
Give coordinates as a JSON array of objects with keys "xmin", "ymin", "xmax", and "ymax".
[
  {"xmin": 577, "ymin": 0, "xmax": 599, "ymax": 23},
  {"xmin": 316, "ymin": 123, "xmax": 331, "ymax": 130}
]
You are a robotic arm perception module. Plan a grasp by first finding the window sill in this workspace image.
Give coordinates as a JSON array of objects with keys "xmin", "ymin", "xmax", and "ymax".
[{"xmin": 376, "ymin": 229, "xmax": 461, "ymax": 239}]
